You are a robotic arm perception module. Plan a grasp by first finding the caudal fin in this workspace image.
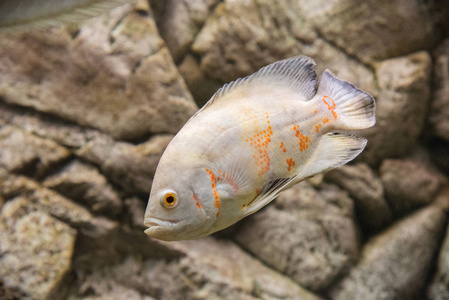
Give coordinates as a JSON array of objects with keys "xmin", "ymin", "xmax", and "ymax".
[{"xmin": 316, "ymin": 70, "xmax": 376, "ymax": 130}]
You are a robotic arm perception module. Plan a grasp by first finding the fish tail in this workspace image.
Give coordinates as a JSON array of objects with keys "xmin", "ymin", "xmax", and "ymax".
[{"xmin": 316, "ymin": 70, "xmax": 376, "ymax": 130}]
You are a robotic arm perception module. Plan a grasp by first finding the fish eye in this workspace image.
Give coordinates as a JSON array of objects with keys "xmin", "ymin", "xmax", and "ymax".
[{"xmin": 160, "ymin": 192, "xmax": 178, "ymax": 209}]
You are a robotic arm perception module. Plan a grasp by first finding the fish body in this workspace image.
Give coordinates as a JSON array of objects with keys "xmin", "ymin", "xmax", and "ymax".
[{"xmin": 144, "ymin": 56, "xmax": 375, "ymax": 241}]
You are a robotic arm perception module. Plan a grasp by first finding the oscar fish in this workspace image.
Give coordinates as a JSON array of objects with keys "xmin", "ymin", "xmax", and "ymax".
[{"xmin": 144, "ymin": 56, "xmax": 376, "ymax": 241}]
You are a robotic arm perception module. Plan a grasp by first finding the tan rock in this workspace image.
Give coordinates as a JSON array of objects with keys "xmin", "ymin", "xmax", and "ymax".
[
  {"xmin": 0, "ymin": 4, "xmax": 197, "ymax": 141},
  {"xmin": 326, "ymin": 163, "xmax": 391, "ymax": 231},
  {"xmin": 235, "ymin": 181, "xmax": 358, "ymax": 292},
  {"xmin": 71, "ymin": 239, "xmax": 323, "ymax": 300},
  {"xmin": 76, "ymin": 134, "xmax": 172, "ymax": 195},
  {"xmin": 155, "ymin": 0, "xmax": 221, "ymax": 62},
  {"xmin": 0, "ymin": 126, "xmax": 71, "ymax": 177},
  {"xmin": 189, "ymin": 0, "xmax": 376, "ymax": 103},
  {"xmin": 299, "ymin": 0, "xmax": 442, "ymax": 63},
  {"xmin": 44, "ymin": 160, "xmax": 123, "ymax": 217},
  {"xmin": 380, "ymin": 158, "xmax": 447, "ymax": 214},
  {"xmin": 360, "ymin": 51, "xmax": 432, "ymax": 165},
  {"xmin": 428, "ymin": 221, "xmax": 449, "ymax": 300},
  {"xmin": 330, "ymin": 205, "xmax": 447, "ymax": 300},
  {"xmin": 429, "ymin": 39, "xmax": 449, "ymax": 142},
  {"xmin": 0, "ymin": 210, "xmax": 76, "ymax": 300}
]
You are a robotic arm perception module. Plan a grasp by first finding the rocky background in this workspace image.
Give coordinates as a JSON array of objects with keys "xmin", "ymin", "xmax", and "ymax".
[{"xmin": 1, "ymin": 0, "xmax": 449, "ymax": 299}]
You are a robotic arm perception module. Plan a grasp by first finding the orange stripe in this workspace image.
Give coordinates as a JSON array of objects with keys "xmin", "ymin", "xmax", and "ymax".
[
  {"xmin": 193, "ymin": 193, "xmax": 202, "ymax": 209},
  {"xmin": 205, "ymin": 169, "xmax": 221, "ymax": 217}
]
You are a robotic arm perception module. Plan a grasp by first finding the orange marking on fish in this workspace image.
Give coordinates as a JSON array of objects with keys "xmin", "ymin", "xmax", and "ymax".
[
  {"xmin": 323, "ymin": 95, "xmax": 338, "ymax": 119},
  {"xmin": 280, "ymin": 141, "xmax": 287, "ymax": 153},
  {"xmin": 242, "ymin": 204, "xmax": 246, "ymax": 208},
  {"xmin": 245, "ymin": 114, "xmax": 273, "ymax": 175},
  {"xmin": 291, "ymin": 125, "xmax": 311, "ymax": 151},
  {"xmin": 286, "ymin": 157, "xmax": 295, "ymax": 172},
  {"xmin": 322, "ymin": 117, "xmax": 330, "ymax": 124},
  {"xmin": 314, "ymin": 110, "xmax": 317, "ymax": 114},
  {"xmin": 315, "ymin": 124, "xmax": 322, "ymax": 132},
  {"xmin": 205, "ymin": 169, "xmax": 221, "ymax": 217},
  {"xmin": 193, "ymin": 193, "xmax": 203, "ymax": 209}
]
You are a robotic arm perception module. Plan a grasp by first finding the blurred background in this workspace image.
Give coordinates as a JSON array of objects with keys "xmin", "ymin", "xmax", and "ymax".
[{"xmin": 1, "ymin": 0, "xmax": 449, "ymax": 299}]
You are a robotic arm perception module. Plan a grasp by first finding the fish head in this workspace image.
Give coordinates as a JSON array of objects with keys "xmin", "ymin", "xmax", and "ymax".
[{"xmin": 144, "ymin": 163, "xmax": 216, "ymax": 241}]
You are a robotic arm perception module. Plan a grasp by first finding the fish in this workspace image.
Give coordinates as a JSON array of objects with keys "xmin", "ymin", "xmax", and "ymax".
[
  {"xmin": 144, "ymin": 56, "xmax": 376, "ymax": 241},
  {"xmin": 0, "ymin": 0, "xmax": 134, "ymax": 33}
]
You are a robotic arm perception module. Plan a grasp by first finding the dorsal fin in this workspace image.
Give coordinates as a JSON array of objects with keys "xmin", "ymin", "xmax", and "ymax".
[{"xmin": 188, "ymin": 56, "xmax": 318, "ymax": 122}]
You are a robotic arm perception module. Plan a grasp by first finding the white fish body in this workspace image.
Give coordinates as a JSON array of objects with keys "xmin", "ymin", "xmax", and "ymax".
[{"xmin": 144, "ymin": 56, "xmax": 376, "ymax": 241}]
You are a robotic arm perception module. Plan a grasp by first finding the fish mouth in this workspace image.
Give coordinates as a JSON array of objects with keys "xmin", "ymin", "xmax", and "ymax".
[{"xmin": 144, "ymin": 217, "xmax": 175, "ymax": 235}]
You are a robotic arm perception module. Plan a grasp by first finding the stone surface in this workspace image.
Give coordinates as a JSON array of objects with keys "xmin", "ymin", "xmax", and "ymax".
[
  {"xmin": 299, "ymin": 0, "xmax": 443, "ymax": 63},
  {"xmin": 70, "ymin": 238, "xmax": 322, "ymax": 300},
  {"xmin": 0, "ymin": 0, "xmax": 448, "ymax": 299},
  {"xmin": 189, "ymin": 0, "xmax": 376, "ymax": 104},
  {"xmin": 76, "ymin": 134, "xmax": 172, "ymax": 196},
  {"xmin": 155, "ymin": 0, "xmax": 221, "ymax": 62},
  {"xmin": 429, "ymin": 39, "xmax": 449, "ymax": 142},
  {"xmin": 0, "ymin": 209, "xmax": 76, "ymax": 300},
  {"xmin": 380, "ymin": 157, "xmax": 447, "ymax": 215},
  {"xmin": 329, "ymin": 205, "xmax": 447, "ymax": 300},
  {"xmin": 44, "ymin": 160, "xmax": 123, "ymax": 217},
  {"xmin": 0, "ymin": 3, "xmax": 197, "ymax": 141},
  {"xmin": 428, "ymin": 222, "xmax": 449, "ymax": 300},
  {"xmin": 235, "ymin": 181, "xmax": 358, "ymax": 292},
  {"xmin": 0, "ymin": 125, "xmax": 71, "ymax": 177},
  {"xmin": 325, "ymin": 163, "xmax": 391, "ymax": 231},
  {"xmin": 360, "ymin": 51, "xmax": 432, "ymax": 165}
]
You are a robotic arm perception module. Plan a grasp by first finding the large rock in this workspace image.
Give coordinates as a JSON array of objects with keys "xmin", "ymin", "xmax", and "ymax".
[
  {"xmin": 0, "ymin": 125, "xmax": 70, "ymax": 177},
  {"xmin": 69, "ymin": 238, "xmax": 322, "ymax": 300},
  {"xmin": 0, "ymin": 209, "xmax": 76, "ymax": 300},
  {"xmin": 360, "ymin": 51, "xmax": 432, "ymax": 165},
  {"xmin": 325, "ymin": 163, "xmax": 391, "ymax": 231},
  {"xmin": 329, "ymin": 205, "xmax": 447, "ymax": 300},
  {"xmin": 188, "ymin": 0, "xmax": 376, "ymax": 104},
  {"xmin": 44, "ymin": 160, "xmax": 123, "ymax": 217},
  {"xmin": 0, "ymin": 3, "xmax": 197, "ymax": 141},
  {"xmin": 154, "ymin": 0, "xmax": 221, "ymax": 62},
  {"xmin": 298, "ymin": 0, "xmax": 443, "ymax": 63},
  {"xmin": 0, "ymin": 103, "xmax": 171, "ymax": 197},
  {"xmin": 380, "ymin": 157, "xmax": 447, "ymax": 215},
  {"xmin": 429, "ymin": 39, "xmax": 449, "ymax": 142},
  {"xmin": 235, "ymin": 181, "xmax": 358, "ymax": 292},
  {"xmin": 76, "ymin": 134, "xmax": 172, "ymax": 196},
  {"xmin": 428, "ymin": 219, "xmax": 449, "ymax": 300}
]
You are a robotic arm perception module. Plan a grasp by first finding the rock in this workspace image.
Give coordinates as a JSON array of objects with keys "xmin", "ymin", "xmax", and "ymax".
[
  {"xmin": 429, "ymin": 39, "xmax": 449, "ymax": 142},
  {"xmin": 76, "ymin": 134, "xmax": 173, "ymax": 196},
  {"xmin": 300, "ymin": 0, "xmax": 443, "ymax": 63},
  {"xmin": 0, "ymin": 125, "xmax": 71, "ymax": 177},
  {"xmin": 329, "ymin": 205, "xmax": 447, "ymax": 300},
  {"xmin": 429, "ymin": 138, "xmax": 449, "ymax": 175},
  {"xmin": 235, "ymin": 181, "xmax": 358, "ymax": 292},
  {"xmin": 0, "ymin": 210, "xmax": 76, "ymax": 300},
  {"xmin": 0, "ymin": 101, "xmax": 102, "ymax": 148},
  {"xmin": 360, "ymin": 51, "xmax": 432, "ymax": 165},
  {"xmin": 70, "ymin": 238, "xmax": 323, "ymax": 300},
  {"xmin": 155, "ymin": 0, "xmax": 221, "ymax": 62},
  {"xmin": 380, "ymin": 158, "xmax": 447, "ymax": 215},
  {"xmin": 0, "ymin": 170, "xmax": 119, "ymax": 236},
  {"xmin": 44, "ymin": 160, "xmax": 123, "ymax": 217},
  {"xmin": 325, "ymin": 163, "xmax": 391, "ymax": 231},
  {"xmin": 189, "ymin": 0, "xmax": 376, "ymax": 103},
  {"xmin": 428, "ymin": 221, "xmax": 449, "ymax": 300},
  {"xmin": 0, "ymin": 3, "xmax": 197, "ymax": 141}
]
